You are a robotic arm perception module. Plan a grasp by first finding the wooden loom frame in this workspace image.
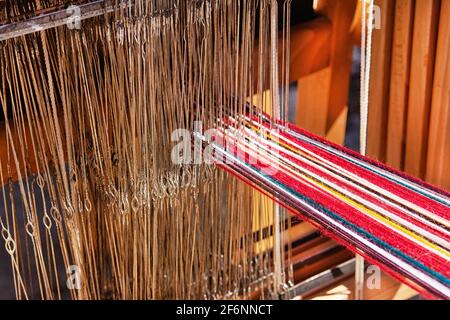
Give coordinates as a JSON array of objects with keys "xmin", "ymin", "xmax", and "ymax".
[{"xmin": 0, "ymin": 0, "xmax": 427, "ymax": 300}]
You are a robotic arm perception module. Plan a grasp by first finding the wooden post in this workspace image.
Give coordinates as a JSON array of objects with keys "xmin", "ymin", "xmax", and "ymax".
[{"xmin": 295, "ymin": 0, "xmax": 357, "ymax": 145}]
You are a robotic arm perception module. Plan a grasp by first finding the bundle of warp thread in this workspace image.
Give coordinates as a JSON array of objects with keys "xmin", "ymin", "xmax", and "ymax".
[
  {"xmin": 0, "ymin": 0, "xmax": 296, "ymax": 299},
  {"xmin": 206, "ymin": 109, "xmax": 450, "ymax": 299}
]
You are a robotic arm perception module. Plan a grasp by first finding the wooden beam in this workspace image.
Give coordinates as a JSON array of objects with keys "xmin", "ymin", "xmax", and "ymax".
[
  {"xmin": 252, "ymin": 16, "xmax": 333, "ymax": 92},
  {"xmin": 319, "ymin": 0, "xmax": 357, "ymax": 132},
  {"xmin": 0, "ymin": 1, "xmax": 129, "ymax": 42},
  {"xmin": 288, "ymin": 16, "xmax": 332, "ymax": 82},
  {"xmin": 296, "ymin": 0, "xmax": 357, "ymax": 140}
]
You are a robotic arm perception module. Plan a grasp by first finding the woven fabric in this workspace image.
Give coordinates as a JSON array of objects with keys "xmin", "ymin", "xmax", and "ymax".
[{"xmin": 211, "ymin": 113, "xmax": 450, "ymax": 299}]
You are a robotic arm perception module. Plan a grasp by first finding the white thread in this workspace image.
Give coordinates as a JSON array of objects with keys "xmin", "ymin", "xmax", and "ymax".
[
  {"xmin": 360, "ymin": 0, "xmax": 374, "ymax": 157},
  {"xmin": 357, "ymin": 0, "xmax": 375, "ymax": 301}
]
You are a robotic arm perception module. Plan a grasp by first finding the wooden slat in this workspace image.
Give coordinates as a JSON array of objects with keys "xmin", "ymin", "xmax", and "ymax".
[
  {"xmin": 367, "ymin": 0, "xmax": 395, "ymax": 161},
  {"xmin": 305, "ymin": 271, "xmax": 418, "ymax": 300},
  {"xmin": 291, "ymin": 239, "xmax": 339, "ymax": 266},
  {"xmin": 426, "ymin": 0, "xmax": 450, "ymax": 190},
  {"xmin": 248, "ymin": 238, "xmax": 351, "ymax": 300},
  {"xmin": 385, "ymin": 0, "xmax": 415, "ymax": 169},
  {"xmin": 404, "ymin": 0, "xmax": 440, "ymax": 178},
  {"xmin": 293, "ymin": 249, "xmax": 353, "ymax": 284}
]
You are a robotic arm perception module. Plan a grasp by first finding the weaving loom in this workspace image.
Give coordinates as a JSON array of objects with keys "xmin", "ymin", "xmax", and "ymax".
[{"xmin": 0, "ymin": 0, "xmax": 448, "ymax": 301}]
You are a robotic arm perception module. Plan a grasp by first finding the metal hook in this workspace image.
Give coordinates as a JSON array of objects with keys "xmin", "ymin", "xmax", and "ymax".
[
  {"xmin": 120, "ymin": 195, "xmax": 129, "ymax": 214},
  {"xmin": 116, "ymin": 20, "xmax": 125, "ymax": 46},
  {"xmin": 1, "ymin": 227, "xmax": 10, "ymax": 242},
  {"xmin": 36, "ymin": 173, "xmax": 45, "ymax": 188},
  {"xmin": 131, "ymin": 195, "xmax": 140, "ymax": 212},
  {"xmin": 50, "ymin": 205, "xmax": 62, "ymax": 223},
  {"xmin": 25, "ymin": 221, "xmax": 35, "ymax": 238},
  {"xmin": 5, "ymin": 237, "xmax": 16, "ymax": 255},
  {"xmin": 43, "ymin": 214, "xmax": 53, "ymax": 230},
  {"xmin": 84, "ymin": 196, "xmax": 92, "ymax": 213},
  {"xmin": 141, "ymin": 40, "xmax": 147, "ymax": 61},
  {"xmin": 64, "ymin": 203, "xmax": 75, "ymax": 220}
]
